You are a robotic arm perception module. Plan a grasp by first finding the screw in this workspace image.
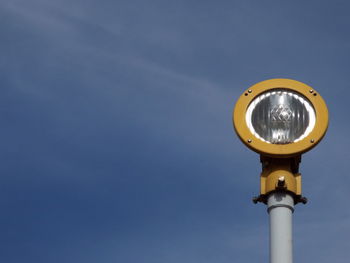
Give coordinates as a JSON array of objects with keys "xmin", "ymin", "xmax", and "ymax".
[
  {"xmin": 300, "ymin": 197, "xmax": 308, "ymax": 204},
  {"xmin": 248, "ymin": 89, "xmax": 252, "ymax": 93},
  {"xmin": 310, "ymin": 139, "xmax": 315, "ymax": 143},
  {"xmin": 277, "ymin": 176, "xmax": 285, "ymax": 187},
  {"xmin": 247, "ymin": 139, "xmax": 252, "ymax": 143},
  {"xmin": 309, "ymin": 90, "xmax": 314, "ymax": 93}
]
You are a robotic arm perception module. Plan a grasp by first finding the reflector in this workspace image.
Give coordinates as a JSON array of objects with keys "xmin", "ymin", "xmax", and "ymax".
[{"xmin": 245, "ymin": 89, "xmax": 315, "ymax": 144}]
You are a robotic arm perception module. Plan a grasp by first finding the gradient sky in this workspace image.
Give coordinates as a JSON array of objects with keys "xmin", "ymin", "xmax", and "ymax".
[{"xmin": 1, "ymin": 1, "xmax": 349, "ymax": 262}]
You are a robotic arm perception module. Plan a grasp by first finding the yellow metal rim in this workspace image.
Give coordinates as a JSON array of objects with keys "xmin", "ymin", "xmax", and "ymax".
[{"xmin": 233, "ymin": 78, "xmax": 329, "ymax": 157}]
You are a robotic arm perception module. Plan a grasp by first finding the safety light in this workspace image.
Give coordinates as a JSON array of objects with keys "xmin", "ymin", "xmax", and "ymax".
[
  {"xmin": 233, "ymin": 79, "xmax": 328, "ymax": 157},
  {"xmin": 232, "ymin": 78, "xmax": 328, "ymax": 204}
]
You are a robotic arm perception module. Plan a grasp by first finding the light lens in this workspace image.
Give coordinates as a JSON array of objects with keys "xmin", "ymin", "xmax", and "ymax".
[{"xmin": 246, "ymin": 89, "xmax": 315, "ymax": 144}]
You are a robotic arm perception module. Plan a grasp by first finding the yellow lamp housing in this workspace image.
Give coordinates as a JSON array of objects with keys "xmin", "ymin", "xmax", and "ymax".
[
  {"xmin": 233, "ymin": 79, "xmax": 328, "ymax": 158},
  {"xmin": 232, "ymin": 79, "xmax": 328, "ymax": 203}
]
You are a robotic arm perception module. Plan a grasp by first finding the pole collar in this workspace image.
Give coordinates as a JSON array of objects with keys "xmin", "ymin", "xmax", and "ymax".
[{"xmin": 267, "ymin": 192, "xmax": 295, "ymax": 214}]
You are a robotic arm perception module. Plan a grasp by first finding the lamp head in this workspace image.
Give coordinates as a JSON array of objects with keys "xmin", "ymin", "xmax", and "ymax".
[{"xmin": 233, "ymin": 79, "xmax": 328, "ymax": 157}]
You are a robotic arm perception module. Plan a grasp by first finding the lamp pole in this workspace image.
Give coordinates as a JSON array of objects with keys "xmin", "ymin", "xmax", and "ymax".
[{"xmin": 267, "ymin": 191, "xmax": 294, "ymax": 263}]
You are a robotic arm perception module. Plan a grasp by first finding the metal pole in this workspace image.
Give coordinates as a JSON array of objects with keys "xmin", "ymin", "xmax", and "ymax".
[{"xmin": 267, "ymin": 192, "xmax": 294, "ymax": 263}]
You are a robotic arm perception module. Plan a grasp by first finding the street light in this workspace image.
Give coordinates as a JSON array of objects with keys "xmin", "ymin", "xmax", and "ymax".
[{"xmin": 232, "ymin": 79, "xmax": 328, "ymax": 263}]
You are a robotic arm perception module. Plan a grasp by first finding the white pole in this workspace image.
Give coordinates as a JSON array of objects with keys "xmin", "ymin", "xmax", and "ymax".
[{"xmin": 267, "ymin": 192, "xmax": 294, "ymax": 263}]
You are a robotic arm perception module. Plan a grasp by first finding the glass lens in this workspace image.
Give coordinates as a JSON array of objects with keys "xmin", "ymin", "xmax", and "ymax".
[{"xmin": 246, "ymin": 89, "xmax": 315, "ymax": 144}]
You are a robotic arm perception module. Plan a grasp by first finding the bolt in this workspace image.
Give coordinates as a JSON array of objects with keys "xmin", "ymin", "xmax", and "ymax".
[
  {"xmin": 300, "ymin": 197, "xmax": 308, "ymax": 204},
  {"xmin": 248, "ymin": 89, "xmax": 252, "ymax": 93},
  {"xmin": 277, "ymin": 176, "xmax": 285, "ymax": 187},
  {"xmin": 247, "ymin": 139, "xmax": 252, "ymax": 143},
  {"xmin": 309, "ymin": 90, "xmax": 314, "ymax": 93},
  {"xmin": 310, "ymin": 139, "xmax": 315, "ymax": 143}
]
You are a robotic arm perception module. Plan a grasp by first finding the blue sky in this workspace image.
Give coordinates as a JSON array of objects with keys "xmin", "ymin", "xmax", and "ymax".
[{"xmin": 1, "ymin": 1, "xmax": 349, "ymax": 262}]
